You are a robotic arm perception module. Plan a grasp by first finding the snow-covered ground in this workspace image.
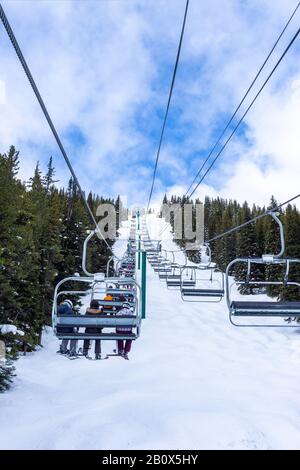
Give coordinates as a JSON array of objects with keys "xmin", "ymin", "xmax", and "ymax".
[{"xmin": 1, "ymin": 214, "xmax": 300, "ymax": 450}]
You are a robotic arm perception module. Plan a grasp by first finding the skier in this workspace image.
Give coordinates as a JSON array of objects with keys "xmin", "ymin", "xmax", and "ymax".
[
  {"xmin": 82, "ymin": 299, "xmax": 104, "ymax": 360},
  {"xmin": 104, "ymin": 293, "xmax": 115, "ymax": 313},
  {"xmin": 57, "ymin": 300, "xmax": 77, "ymax": 356},
  {"xmin": 116, "ymin": 302, "xmax": 133, "ymax": 360}
]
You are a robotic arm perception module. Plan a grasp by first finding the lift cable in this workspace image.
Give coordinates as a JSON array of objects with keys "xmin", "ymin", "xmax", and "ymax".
[
  {"xmin": 146, "ymin": 0, "xmax": 189, "ymax": 211},
  {"xmin": 160, "ymin": 2, "xmax": 300, "ymax": 239},
  {"xmin": 158, "ymin": 23, "xmax": 300, "ymax": 238},
  {"xmin": 184, "ymin": 1, "xmax": 300, "ymax": 197},
  {"xmin": 188, "ymin": 26, "xmax": 300, "ymax": 200},
  {"xmin": 0, "ymin": 3, "xmax": 116, "ymax": 257}
]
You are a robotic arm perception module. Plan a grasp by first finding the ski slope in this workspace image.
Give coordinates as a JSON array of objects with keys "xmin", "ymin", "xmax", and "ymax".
[{"xmin": 1, "ymin": 214, "xmax": 300, "ymax": 450}]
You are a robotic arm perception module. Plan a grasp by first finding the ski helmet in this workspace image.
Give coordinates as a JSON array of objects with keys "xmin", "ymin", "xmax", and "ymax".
[{"xmin": 122, "ymin": 302, "xmax": 131, "ymax": 309}]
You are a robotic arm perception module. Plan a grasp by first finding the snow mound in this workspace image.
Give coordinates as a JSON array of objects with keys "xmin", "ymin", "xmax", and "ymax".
[{"xmin": 0, "ymin": 325, "xmax": 24, "ymax": 336}]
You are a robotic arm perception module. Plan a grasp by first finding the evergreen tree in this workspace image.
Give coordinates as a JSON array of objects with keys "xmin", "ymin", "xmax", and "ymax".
[
  {"xmin": 264, "ymin": 197, "xmax": 283, "ymax": 298},
  {"xmin": 0, "ymin": 147, "xmax": 115, "ymax": 391},
  {"xmin": 281, "ymin": 204, "xmax": 300, "ymax": 302},
  {"xmin": 0, "ymin": 147, "xmax": 36, "ymax": 387}
]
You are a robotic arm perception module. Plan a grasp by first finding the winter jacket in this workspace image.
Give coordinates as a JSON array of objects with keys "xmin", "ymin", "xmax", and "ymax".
[
  {"xmin": 104, "ymin": 294, "xmax": 113, "ymax": 310},
  {"xmin": 84, "ymin": 308, "xmax": 103, "ymax": 335},
  {"xmin": 57, "ymin": 303, "xmax": 74, "ymax": 334},
  {"xmin": 116, "ymin": 306, "xmax": 133, "ymax": 332},
  {"xmin": 115, "ymin": 293, "xmax": 134, "ymax": 303},
  {"xmin": 85, "ymin": 308, "xmax": 103, "ymax": 315}
]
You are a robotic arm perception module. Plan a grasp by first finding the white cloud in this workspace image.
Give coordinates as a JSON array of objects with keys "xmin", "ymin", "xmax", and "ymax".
[
  {"xmin": 218, "ymin": 77, "xmax": 300, "ymax": 206},
  {"xmin": 0, "ymin": 79, "xmax": 5, "ymax": 104},
  {"xmin": 0, "ymin": 0, "xmax": 299, "ymax": 210}
]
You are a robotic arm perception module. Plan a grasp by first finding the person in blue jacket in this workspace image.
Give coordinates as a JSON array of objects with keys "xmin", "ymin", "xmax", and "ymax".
[{"xmin": 57, "ymin": 300, "xmax": 77, "ymax": 356}]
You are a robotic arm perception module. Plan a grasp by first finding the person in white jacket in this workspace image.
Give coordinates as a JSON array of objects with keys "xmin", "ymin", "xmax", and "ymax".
[{"xmin": 116, "ymin": 302, "xmax": 133, "ymax": 360}]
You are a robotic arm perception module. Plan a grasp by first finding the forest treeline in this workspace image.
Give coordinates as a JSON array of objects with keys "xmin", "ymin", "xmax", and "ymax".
[
  {"xmin": 161, "ymin": 193, "xmax": 300, "ymax": 297},
  {"xmin": 0, "ymin": 146, "xmax": 118, "ymax": 391}
]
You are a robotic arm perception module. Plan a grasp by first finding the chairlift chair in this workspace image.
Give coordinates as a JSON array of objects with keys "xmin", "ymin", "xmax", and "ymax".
[
  {"xmin": 166, "ymin": 266, "xmax": 196, "ymax": 289},
  {"xmin": 143, "ymin": 240, "xmax": 161, "ymax": 253},
  {"xmin": 53, "ymin": 231, "xmax": 141, "ymax": 339},
  {"xmin": 226, "ymin": 257, "xmax": 300, "ymax": 327},
  {"xmin": 52, "ymin": 276, "xmax": 142, "ymax": 341},
  {"xmin": 153, "ymin": 260, "xmax": 172, "ymax": 272},
  {"xmin": 180, "ymin": 266, "xmax": 224, "ymax": 302},
  {"xmin": 226, "ymin": 212, "xmax": 300, "ymax": 327}
]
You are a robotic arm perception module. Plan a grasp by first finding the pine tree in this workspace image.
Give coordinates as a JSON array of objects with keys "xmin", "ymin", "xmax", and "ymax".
[
  {"xmin": 264, "ymin": 197, "xmax": 283, "ymax": 298},
  {"xmin": 216, "ymin": 203, "xmax": 237, "ymax": 271},
  {"xmin": 0, "ymin": 147, "xmax": 34, "ymax": 386},
  {"xmin": 43, "ymin": 156, "xmax": 58, "ymax": 194},
  {"xmin": 0, "ymin": 358, "xmax": 15, "ymax": 393},
  {"xmin": 281, "ymin": 204, "xmax": 300, "ymax": 302}
]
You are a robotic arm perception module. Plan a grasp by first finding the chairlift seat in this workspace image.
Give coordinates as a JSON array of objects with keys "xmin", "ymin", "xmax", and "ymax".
[
  {"xmin": 159, "ymin": 273, "xmax": 169, "ymax": 279},
  {"xmin": 98, "ymin": 300, "xmax": 135, "ymax": 308},
  {"xmin": 167, "ymin": 280, "xmax": 196, "ymax": 287},
  {"xmin": 231, "ymin": 301, "xmax": 300, "ymax": 317},
  {"xmin": 154, "ymin": 267, "xmax": 171, "ymax": 272},
  {"xmin": 57, "ymin": 332, "xmax": 137, "ymax": 340},
  {"xmin": 183, "ymin": 280, "xmax": 196, "ymax": 286},
  {"xmin": 182, "ymin": 288, "xmax": 224, "ymax": 297},
  {"xmin": 166, "ymin": 280, "xmax": 181, "ymax": 287},
  {"xmin": 166, "ymin": 274, "xmax": 181, "ymax": 280}
]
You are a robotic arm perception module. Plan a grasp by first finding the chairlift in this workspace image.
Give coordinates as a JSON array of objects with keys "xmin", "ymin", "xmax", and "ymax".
[
  {"xmin": 52, "ymin": 218, "xmax": 144, "ymax": 353},
  {"xmin": 143, "ymin": 239, "xmax": 161, "ymax": 253},
  {"xmin": 226, "ymin": 212, "xmax": 300, "ymax": 327},
  {"xmin": 153, "ymin": 260, "xmax": 172, "ymax": 272},
  {"xmin": 115, "ymin": 255, "xmax": 136, "ymax": 278},
  {"xmin": 166, "ymin": 266, "xmax": 195, "ymax": 289},
  {"xmin": 52, "ymin": 276, "xmax": 142, "ymax": 341},
  {"xmin": 148, "ymin": 255, "xmax": 165, "ymax": 267},
  {"xmin": 180, "ymin": 265, "xmax": 224, "ymax": 302}
]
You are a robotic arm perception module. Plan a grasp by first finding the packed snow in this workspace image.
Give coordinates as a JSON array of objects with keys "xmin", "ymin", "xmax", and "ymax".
[{"xmin": 1, "ymin": 214, "xmax": 300, "ymax": 450}]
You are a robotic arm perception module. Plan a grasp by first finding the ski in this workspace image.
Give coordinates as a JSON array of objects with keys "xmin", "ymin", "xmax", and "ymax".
[
  {"xmin": 106, "ymin": 353, "xmax": 129, "ymax": 360},
  {"xmin": 85, "ymin": 355, "xmax": 109, "ymax": 361},
  {"xmin": 56, "ymin": 350, "xmax": 69, "ymax": 355},
  {"xmin": 66, "ymin": 355, "xmax": 79, "ymax": 360}
]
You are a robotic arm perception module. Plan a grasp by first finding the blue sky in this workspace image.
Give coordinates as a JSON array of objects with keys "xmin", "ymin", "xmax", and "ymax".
[{"xmin": 0, "ymin": 0, "xmax": 300, "ymax": 209}]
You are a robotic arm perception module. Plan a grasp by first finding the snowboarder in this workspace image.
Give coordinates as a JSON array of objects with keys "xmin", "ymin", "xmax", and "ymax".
[
  {"xmin": 82, "ymin": 299, "xmax": 104, "ymax": 360},
  {"xmin": 57, "ymin": 300, "xmax": 77, "ymax": 356},
  {"xmin": 116, "ymin": 302, "xmax": 133, "ymax": 360}
]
